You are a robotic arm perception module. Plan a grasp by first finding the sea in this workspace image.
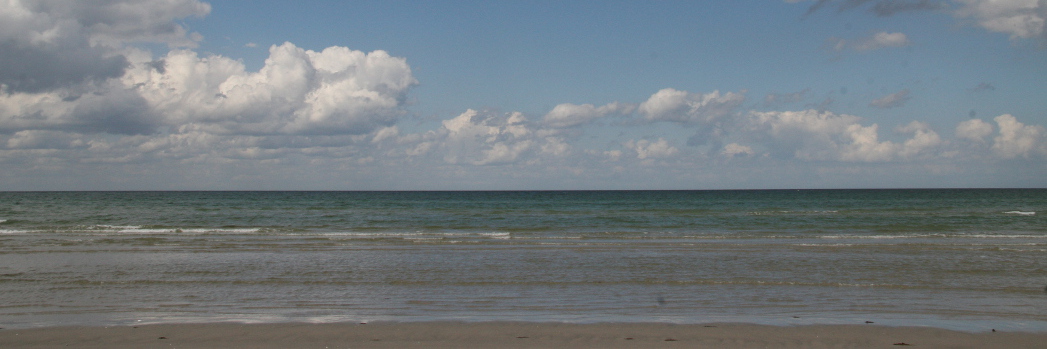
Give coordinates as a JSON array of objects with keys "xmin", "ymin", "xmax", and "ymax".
[{"xmin": 1, "ymin": 190, "xmax": 1045, "ymax": 331}]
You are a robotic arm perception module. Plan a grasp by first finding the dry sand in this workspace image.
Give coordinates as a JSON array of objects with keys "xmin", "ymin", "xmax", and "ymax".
[{"xmin": 1, "ymin": 322, "xmax": 1044, "ymax": 348}]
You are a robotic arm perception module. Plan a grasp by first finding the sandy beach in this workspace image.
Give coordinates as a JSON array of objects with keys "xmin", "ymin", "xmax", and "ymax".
[{"xmin": 1, "ymin": 322, "xmax": 1044, "ymax": 348}]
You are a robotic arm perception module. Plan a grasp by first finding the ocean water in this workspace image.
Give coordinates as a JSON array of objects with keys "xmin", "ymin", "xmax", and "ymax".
[{"xmin": 1, "ymin": 190, "xmax": 1045, "ymax": 331}]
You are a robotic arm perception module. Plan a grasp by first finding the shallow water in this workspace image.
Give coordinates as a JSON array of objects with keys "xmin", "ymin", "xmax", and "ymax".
[{"xmin": 1, "ymin": 190, "xmax": 1045, "ymax": 330}]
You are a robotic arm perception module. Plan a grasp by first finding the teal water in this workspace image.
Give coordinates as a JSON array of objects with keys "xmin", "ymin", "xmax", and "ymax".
[{"xmin": 0, "ymin": 190, "xmax": 1045, "ymax": 330}]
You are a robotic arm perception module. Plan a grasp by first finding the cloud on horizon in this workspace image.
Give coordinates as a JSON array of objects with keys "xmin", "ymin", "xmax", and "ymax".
[{"xmin": 0, "ymin": 0, "xmax": 1044, "ymax": 189}]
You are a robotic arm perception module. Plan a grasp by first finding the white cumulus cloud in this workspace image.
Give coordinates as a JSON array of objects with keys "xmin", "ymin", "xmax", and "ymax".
[
  {"xmin": 955, "ymin": 0, "xmax": 1046, "ymax": 40},
  {"xmin": 639, "ymin": 88, "xmax": 746, "ymax": 124},
  {"xmin": 721, "ymin": 143, "xmax": 755, "ymax": 157},
  {"xmin": 0, "ymin": 0, "xmax": 424, "ymax": 180},
  {"xmin": 626, "ymin": 138, "xmax": 678, "ymax": 159},
  {"xmin": 0, "ymin": 78, "xmax": 157, "ymax": 134},
  {"xmin": 542, "ymin": 102, "xmax": 634, "ymax": 128},
  {"xmin": 0, "ymin": 0, "xmax": 210, "ymax": 93},
  {"xmin": 439, "ymin": 109, "xmax": 541, "ymax": 165},
  {"xmin": 1, "ymin": 0, "xmax": 416, "ymax": 141},
  {"xmin": 992, "ymin": 114, "xmax": 1045, "ymax": 158},
  {"xmin": 741, "ymin": 110, "xmax": 942, "ymax": 162},
  {"xmin": 896, "ymin": 121, "xmax": 943, "ymax": 159},
  {"xmin": 956, "ymin": 118, "xmax": 994, "ymax": 142},
  {"xmin": 124, "ymin": 43, "xmax": 416, "ymax": 135}
]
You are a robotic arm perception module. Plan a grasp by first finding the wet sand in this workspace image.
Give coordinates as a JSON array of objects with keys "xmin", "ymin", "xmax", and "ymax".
[{"xmin": 2, "ymin": 322, "xmax": 1045, "ymax": 348}]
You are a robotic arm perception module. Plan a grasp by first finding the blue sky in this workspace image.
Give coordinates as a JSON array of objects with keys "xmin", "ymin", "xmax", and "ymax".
[{"xmin": 0, "ymin": 0, "xmax": 1045, "ymax": 189}]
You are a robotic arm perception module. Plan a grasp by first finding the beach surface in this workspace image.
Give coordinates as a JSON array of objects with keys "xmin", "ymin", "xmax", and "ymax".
[{"xmin": 1, "ymin": 322, "xmax": 1044, "ymax": 349}]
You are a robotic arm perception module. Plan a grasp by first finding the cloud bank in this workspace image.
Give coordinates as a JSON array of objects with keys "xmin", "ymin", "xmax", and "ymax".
[
  {"xmin": 0, "ymin": 0, "xmax": 1043, "ymax": 189},
  {"xmin": 0, "ymin": 0, "xmax": 210, "ymax": 93}
]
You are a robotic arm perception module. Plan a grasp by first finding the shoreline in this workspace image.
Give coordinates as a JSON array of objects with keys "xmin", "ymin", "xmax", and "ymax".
[{"xmin": 2, "ymin": 322, "xmax": 1045, "ymax": 348}]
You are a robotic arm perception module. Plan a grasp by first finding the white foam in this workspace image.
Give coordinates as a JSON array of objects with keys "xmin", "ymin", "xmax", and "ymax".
[
  {"xmin": 94, "ymin": 225, "xmax": 142, "ymax": 230},
  {"xmin": 820, "ymin": 234, "xmax": 928, "ymax": 239},
  {"xmin": 748, "ymin": 210, "xmax": 838, "ymax": 216},
  {"xmin": 0, "ymin": 229, "xmax": 28, "ymax": 235},
  {"xmin": 79, "ymin": 225, "xmax": 261, "ymax": 234},
  {"xmin": 116, "ymin": 228, "xmax": 179, "ymax": 234},
  {"xmin": 315, "ymin": 231, "xmax": 511, "ymax": 239},
  {"xmin": 1003, "ymin": 211, "xmax": 1035, "ymax": 216},
  {"xmin": 115, "ymin": 227, "xmax": 262, "ymax": 234},
  {"xmin": 965, "ymin": 234, "xmax": 1047, "ymax": 239},
  {"xmin": 796, "ymin": 243, "xmax": 855, "ymax": 246},
  {"xmin": 0, "ymin": 219, "xmax": 7, "ymax": 224},
  {"xmin": 314, "ymin": 232, "xmax": 424, "ymax": 237},
  {"xmin": 820, "ymin": 233, "xmax": 1046, "ymax": 240}
]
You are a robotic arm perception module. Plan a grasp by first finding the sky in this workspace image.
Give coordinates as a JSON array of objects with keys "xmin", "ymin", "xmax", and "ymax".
[{"xmin": 0, "ymin": 0, "xmax": 1045, "ymax": 190}]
